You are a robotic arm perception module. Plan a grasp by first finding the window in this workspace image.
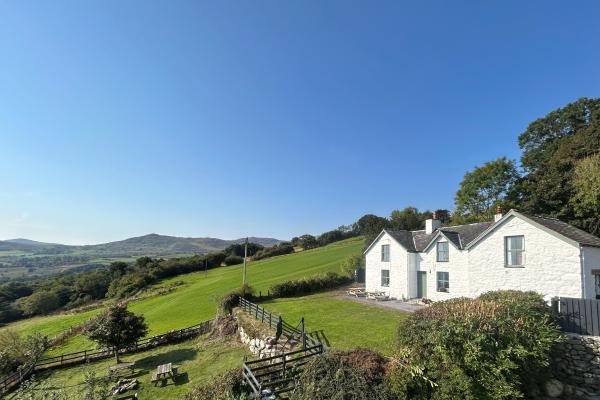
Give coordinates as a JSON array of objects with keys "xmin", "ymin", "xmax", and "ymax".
[
  {"xmin": 381, "ymin": 269, "xmax": 390, "ymax": 287},
  {"xmin": 505, "ymin": 236, "xmax": 525, "ymax": 267},
  {"xmin": 437, "ymin": 242, "xmax": 449, "ymax": 262},
  {"xmin": 437, "ymin": 272, "xmax": 449, "ymax": 292},
  {"xmin": 381, "ymin": 244, "xmax": 390, "ymax": 262},
  {"xmin": 594, "ymin": 271, "xmax": 600, "ymax": 299}
]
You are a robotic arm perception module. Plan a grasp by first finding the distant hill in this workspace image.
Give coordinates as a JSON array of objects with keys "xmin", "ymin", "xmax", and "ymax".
[
  {"xmin": 0, "ymin": 234, "xmax": 281, "ymax": 256},
  {"xmin": 77, "ymin": 234, "xmax": 282, "ymax": 256},
  {"xmin": 0, "ymin": 234, "xmax": 282, "ymax": 281}
]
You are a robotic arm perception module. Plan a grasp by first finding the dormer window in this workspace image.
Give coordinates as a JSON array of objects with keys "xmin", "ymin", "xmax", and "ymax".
[
  {"xmin": 436, "ymin": 242, "xmax": 449, "ymax": 262},
  {"xmin": 381, "ymin": 244, "xmax": 390, "ymax": 262}
]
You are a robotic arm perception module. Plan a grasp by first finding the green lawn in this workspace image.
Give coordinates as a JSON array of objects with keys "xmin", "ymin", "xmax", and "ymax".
[
  {"xmin": 5, "ymin": 237, "xmax": 365, "ymax": 355},
  {"xmin": 261, "ymin": 292, "xmax": 406, "ymax": 355},
  {"xmin": 8, "ymin": 336, "xmax": 248, "ymax": 400}
]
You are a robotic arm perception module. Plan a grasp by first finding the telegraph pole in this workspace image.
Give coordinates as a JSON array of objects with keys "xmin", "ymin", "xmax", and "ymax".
[{"xmin": 242, "ymin": 237, "xmax": 248, "ymax": 297}]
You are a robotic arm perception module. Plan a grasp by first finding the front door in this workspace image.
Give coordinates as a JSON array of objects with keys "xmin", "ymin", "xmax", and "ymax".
[{"xmin": 417, "ymin": 272, "xmax": 427, "ymax": 299}]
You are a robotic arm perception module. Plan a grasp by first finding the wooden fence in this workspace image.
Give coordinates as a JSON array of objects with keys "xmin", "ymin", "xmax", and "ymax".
[
  {"xmin": 552, "ymin": 297, "xmax": 600, "ymax": 336},
  {"xmin": 0, "ymin": 320, "xmax": 213, "ymax": 396},
  {"xmin": 238, "ymin": 297, "xmax": 324, "ymax": 396}
]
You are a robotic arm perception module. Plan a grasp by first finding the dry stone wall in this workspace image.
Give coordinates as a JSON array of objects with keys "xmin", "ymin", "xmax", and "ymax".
[{"xmin": 545, "ymin": 334, "xmax": 600, "ymax": 400}]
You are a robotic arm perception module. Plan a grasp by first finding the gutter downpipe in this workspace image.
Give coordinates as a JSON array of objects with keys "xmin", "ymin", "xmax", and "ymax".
[{"xmin": 580, "ymin": 246, "xmax": 586, "ymax": 299}]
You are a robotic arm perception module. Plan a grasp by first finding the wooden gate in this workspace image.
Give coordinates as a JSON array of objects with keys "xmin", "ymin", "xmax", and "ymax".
[{"xmin": 552, "ymin": 297, "xmax": 600, "ymax": 336}]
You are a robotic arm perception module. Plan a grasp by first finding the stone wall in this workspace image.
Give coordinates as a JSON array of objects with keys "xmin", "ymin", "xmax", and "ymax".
[
  {"xmin": 546, "ymin": 334, "xmax": 600, "ymax": 399},
  {"xmin": 238, "ymin": 326, "xmax": 298, "ymax": 359}
]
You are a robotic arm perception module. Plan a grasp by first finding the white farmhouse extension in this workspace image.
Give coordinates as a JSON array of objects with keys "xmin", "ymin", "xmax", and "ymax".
[{"xmin": 364, "ymin": 209, "xmax": 600, "ymax": 301}]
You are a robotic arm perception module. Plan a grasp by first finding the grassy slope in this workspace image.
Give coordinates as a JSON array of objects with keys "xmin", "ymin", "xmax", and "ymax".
[
  {"xmin": 5, "ymin": 237, "xmax": 365, "ymax": 354},
  {"xmin": 261, "ymin": 292, "xmax": 406, "ymax": 355},
  {"xmin": 7, "ymin": 336, "xmax": 247, "ymax": 400}
]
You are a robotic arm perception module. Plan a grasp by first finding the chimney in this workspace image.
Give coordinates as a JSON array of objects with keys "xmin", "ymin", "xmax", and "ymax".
[
  {"xmin": 494, "ymin": 205, "xmax": 503, "ymax": 222},
  {"xmin": 426, "ymin": 212, "xmax": 441, "ymax": 234}
]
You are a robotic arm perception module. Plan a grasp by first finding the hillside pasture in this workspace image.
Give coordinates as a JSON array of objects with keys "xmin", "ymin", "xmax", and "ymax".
[{"xmin": 5, "ymin": 237, "xmax": 365, "ymax": 354}]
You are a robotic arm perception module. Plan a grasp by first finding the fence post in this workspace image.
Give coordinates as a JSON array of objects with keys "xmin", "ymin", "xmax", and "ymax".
[{"xmin": 301, "ymin": 317, "xmax": 306, "ymax": 349}]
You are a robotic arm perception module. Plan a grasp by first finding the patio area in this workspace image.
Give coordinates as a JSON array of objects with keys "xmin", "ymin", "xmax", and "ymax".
[{"xmin": 340, "ymin": 288, "xmax": 426, "ymax": 313}]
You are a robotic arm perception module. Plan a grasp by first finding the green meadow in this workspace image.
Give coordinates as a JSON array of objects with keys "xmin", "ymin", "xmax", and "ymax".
[{"xmin": 5, "ymin": 237, "xmax": 365, "ymax": 355}]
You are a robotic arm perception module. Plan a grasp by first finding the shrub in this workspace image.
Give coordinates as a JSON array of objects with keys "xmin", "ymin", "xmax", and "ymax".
[
  {"xmin": 0, "ymin": 331, "xmax": 50, "ymax": 375},
  {"xmin": 218, "ymin": 285, "xmax": 254, "ymax": 316},
  {"xmin": 391, "ymin": 291, "xmax": 563, "ymax": 400},
  {"xmin": 252, "ymin": 243, "xmax": 295, "ymax": 260},
  {"xmin": 223, "ymin": 255, "xmax": 244, "ymax": 266},
  {"xmin": 290, "ymin": 350, "xmax": 393, "ymax": 400},
  {"xmin": 183, "ymin": 369, "xmax": 248, "ymax": 400},
  {"xmin": 269, "ymin": 272, "xmax": 352, "ymax": 298}
]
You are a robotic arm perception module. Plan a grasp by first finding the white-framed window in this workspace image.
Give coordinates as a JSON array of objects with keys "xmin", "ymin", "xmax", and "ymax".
[
  {"xmin": 381, "ymin": 269, "xmax": 390, "ymax": 287},
  {"xmin": 505, "ymin": 236, "xmax": 525, "ymax": 267},
  {"xmin": 437, "ymin": 271, "xmax": 449, "ymax": 292},
  {"xmin": 381, "ymin": 244, "xmax": 390, "ymax": 262},
  {"xmin": 436, "ymin": 242, "xmax": 449, "ymax": 262}
]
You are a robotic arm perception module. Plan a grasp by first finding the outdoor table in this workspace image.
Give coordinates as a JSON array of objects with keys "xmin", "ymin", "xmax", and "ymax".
[{"xmin": 152, "ymin": 362, "xmax": 178, "ymax": 385}]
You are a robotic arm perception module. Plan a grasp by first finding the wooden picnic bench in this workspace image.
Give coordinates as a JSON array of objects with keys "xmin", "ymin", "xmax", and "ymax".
[
  {"xmin": 151, "ymin": 363, "xmax": 179, "ymax": 386},
  {"xmin": 116, "ymin": 393, "xmax": 138, "ymax": 400},
  {"xmin": 346, "ymin": 287, "xmax": 366, "ymax": 297}
]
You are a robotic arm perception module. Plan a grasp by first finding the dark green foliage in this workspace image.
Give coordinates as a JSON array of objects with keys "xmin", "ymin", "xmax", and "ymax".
[
  {"xmin": 517, "ymin": 97, "xmax": 600, "ymax": 235},
  {"xmin": 83, "ymin": 303, "xmax": 148, "ymax": 363},
  {"xmin": 218, "ymin": 286, "xmax": 254, "ymax": 316},
  {"xmin": 518, "ymin": 97, "xmax": 599, "ymax": 172},
  {"xmin": 392, "ymin": 291, "xmax": 563, "ymax": 400},
  {"xmin": 269, "ymin": 272, "xmax": 352, "ymax": 298},
  {"xmin": 252, "ymin": 242, "xmax": 294, "ymax": 260},
  {"xmin": 317, "ymin": 227, "xmax": 358, "ymax": 247},
  {"xmin": 290, "ymin": 350, "xmax": 392, "ymax": 400},
  {"xmin": 0, "ymin": 330, "xmax": 50, "ymax": 374},
  {"xmin": 223, "ymin": 255, "xmax": 244, "ymax": 266},
  {"xmin": 296, "ymin": 234, "xmax": 319, "ymax": 250},
  {"xmin": 355, "ymin": 214, "xmax": 391, "ymax": 244},
  {"xmin": 183, "ymin": 369, "xmax": 248, "ymax": 400},
  {"xmin": 223, "ymin": 243, "xmax": 263, "ymax": 258},
  {"xmin": 453, "ymin": 157, "xmax": 520, "ymax": 223},
  {"xmin": 16, "ymin": 291, "xmax": 61, "ymax": 316}
]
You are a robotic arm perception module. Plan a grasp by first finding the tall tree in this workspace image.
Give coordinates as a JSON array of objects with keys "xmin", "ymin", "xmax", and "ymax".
[
  {"xmin": 518, "ymin": 98, "xmax": 600, "ymax": 231},
  {"xmin": 389, "ymin": 207, "xmax": 426, "ymax": 231},
  {"xmin": 570, "ymin": 154, "xmax": 600, "ymax": 235},
  {"xmin": 84, "ymin": 303, "xmax": 147, "ymax": 363},
  {"xmin": 454, "ymin": 157, "xmax": 519, "ymax": 223},
  {"xmin": 355, "ymin": 214, "xmax": 390, "ymax": 244},
  {"xmin": 519, "ymin": 97, "xmax": 600, "ymax": 173}
]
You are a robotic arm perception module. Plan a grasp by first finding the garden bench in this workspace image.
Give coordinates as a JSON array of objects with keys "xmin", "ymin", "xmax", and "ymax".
[{"xmin": 151, "ymin": 363, "xmax": 179, "ymax": 386}]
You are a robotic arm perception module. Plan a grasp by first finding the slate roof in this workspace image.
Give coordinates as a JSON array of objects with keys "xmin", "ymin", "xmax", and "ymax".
[
  {"xmin": 525, "ymin": 215, "xmax": 600, "ymax": 248},
  {"xmin": 405, "ymin": 221, "xmax": 493, "ymax": 252},
  {"xmin": 387, "ymin": 230, "xmax": 417, "ymax": 252},
  {"xmin": 384, "ymin": 212, "xmax": 600, "ymax": 252}
]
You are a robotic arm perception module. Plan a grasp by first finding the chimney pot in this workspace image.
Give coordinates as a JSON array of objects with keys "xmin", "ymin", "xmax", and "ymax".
[{"xmin": 494, "ymin": 205, "xmax": 503, "ymax": 222}]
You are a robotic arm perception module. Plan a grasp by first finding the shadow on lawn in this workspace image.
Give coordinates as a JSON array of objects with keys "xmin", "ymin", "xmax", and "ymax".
[
  {"xmin": 133, "ymin": 348, "xmax": 197, "ymax": 372},
  {"xmin": 309, "ymin": 330, "xmax": 330, "ymax": 347}
]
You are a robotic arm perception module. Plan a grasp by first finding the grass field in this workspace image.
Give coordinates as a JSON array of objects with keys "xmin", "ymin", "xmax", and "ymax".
[
  {"xmin": 7, "ymin": 336, "xmax": 248, "ymax": 400},
  {"xmin": 5, "ymin": 237, "xmax": 365, "ymax": 355},
  {"xmin": 261, "ymin": 292, "xmax": 406, "ymax": 355}
]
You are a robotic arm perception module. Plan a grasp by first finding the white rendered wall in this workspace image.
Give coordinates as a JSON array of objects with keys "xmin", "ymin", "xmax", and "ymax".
[
  {"xmin": 364, "ymin": 232, "xmax": 408, "ymax": 299},
  {"xmin": 418, "ymin": 237, "xmax": 470, "ymax": 301},
  {"xmin": 467, "ymin": 215, "xmax": 583, "ymax": 300}
]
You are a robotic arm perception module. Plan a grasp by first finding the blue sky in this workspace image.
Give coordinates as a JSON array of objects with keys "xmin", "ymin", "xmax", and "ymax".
[{"xmin": 1, "ymin": 1, "xmax": 599, "ymax": 244}]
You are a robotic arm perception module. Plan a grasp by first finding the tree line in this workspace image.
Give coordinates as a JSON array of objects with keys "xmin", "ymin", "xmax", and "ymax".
[{"xmin": 0, "ymin": 226, "xmax": 360, "ymax": 325}]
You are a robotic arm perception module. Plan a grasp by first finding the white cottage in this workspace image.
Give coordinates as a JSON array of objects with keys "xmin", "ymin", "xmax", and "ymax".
[{"xmin": 364, "ymin": 209, "xmax": 600, "ymax": 301}]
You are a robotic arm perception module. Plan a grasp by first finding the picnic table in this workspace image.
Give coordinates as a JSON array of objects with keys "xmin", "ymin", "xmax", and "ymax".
[
  {"xmin": 151, "ymin": 363, "xmax": 178, "ymax": 386},
  {"xmin": 366, "ymin": 291, "xmax": 389, "ymax": 301},
  {"xmin": 109, "ymin": 362, "xmax": 135, "ymax": 377},
  {"xmin": 346, "ymin": 287, "xmax": 366, "ymax": 297}
]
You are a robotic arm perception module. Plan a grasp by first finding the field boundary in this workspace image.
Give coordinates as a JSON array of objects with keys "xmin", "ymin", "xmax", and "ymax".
[
  {"xmin": 0, "ymin": 320, "xmax": 213, "ymax": 396},
  {"xmin": 239, "ymin": 298, "xmax": 324, "ymax": 396}
]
